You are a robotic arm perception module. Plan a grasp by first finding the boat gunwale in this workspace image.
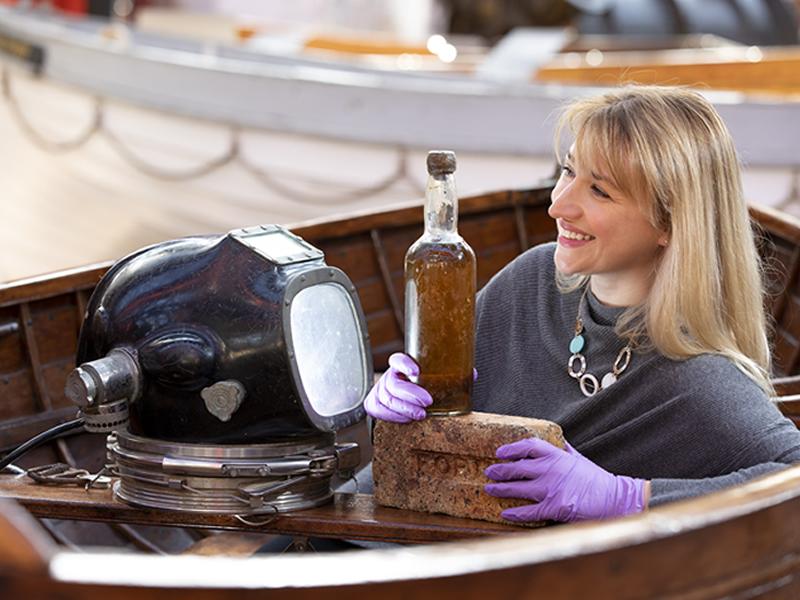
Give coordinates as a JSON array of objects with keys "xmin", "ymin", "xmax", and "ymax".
[{"xmin": 36, "ymin": 463, "xmax": 800, "ymax": 591}]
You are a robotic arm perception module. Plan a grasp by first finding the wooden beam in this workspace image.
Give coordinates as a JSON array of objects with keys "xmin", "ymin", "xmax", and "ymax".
[
  {"xmin": 370, "ymin": 229, "xmax": 404, "ymax": 332},
  {"xmin": 0, "ymin": 476, "xmax": 521, "ymax": 544}
]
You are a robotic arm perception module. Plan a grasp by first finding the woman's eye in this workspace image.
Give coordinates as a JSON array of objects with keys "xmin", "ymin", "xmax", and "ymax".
[
  {"xmin": 561, "ymin": 165, "xmax": 575, "ymax": 177},
  {"xmin": 591, "ymin": 185, "xmax": 610, "ymax": 199}
]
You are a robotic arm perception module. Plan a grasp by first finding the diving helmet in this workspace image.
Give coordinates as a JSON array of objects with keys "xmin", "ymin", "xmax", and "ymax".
[{"xmin": 65, "ymin": 225, "xmax": 370, "ymax": 515}]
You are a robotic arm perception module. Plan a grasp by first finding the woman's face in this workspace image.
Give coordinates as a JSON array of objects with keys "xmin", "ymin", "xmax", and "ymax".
[{"xmin": 547, "ymin": 148, "xmax": 667, "ymax": 306}]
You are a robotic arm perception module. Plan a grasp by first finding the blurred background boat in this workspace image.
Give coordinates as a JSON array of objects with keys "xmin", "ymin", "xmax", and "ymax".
[{"xmin": 2, "ymin": 0, "xmax": 800, "ymax": 281}]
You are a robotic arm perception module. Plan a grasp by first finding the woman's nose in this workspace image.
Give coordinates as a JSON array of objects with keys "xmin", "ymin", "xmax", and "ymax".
[{"xmin": 548, "ymin": 180, "xmax": 582, "ymax": 221}]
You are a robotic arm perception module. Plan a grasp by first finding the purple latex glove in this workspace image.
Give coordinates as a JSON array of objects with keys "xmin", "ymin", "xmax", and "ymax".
[
  {"xmin": 363, "ymin": 353, "xmax": 432, "ymax": 423},
  {"xmin": 484, "ymin": 438, "xmax": 646, "ymax": 523}
]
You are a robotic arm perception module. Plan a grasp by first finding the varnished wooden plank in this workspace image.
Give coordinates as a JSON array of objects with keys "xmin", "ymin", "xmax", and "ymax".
[
  {"xmin": 755, "ymin": 206, "xmax": 800, "ymax": 346},
  {"xmin": 0, "ymin": 476, "xmax": 521, "ymax": 544},
  {"xmin": 75, "ymin": 290, "xmax": 88, "ymax": 327},
  {"xmin": 762, "ymin": 242, "xmax": 798, "ymax": 326},
  {"xmin": 365, "ymin": 309, "xmax": 402, "ymax": 353},
  {"xmin": 30, "ymin": 298, "xmax": 79, "ymax": 365},
  {"xmin": 752, "ymin": 204, "xmax": 800, "ymax": 246},
  {"xmin": 0, "ymin": 370, "xmax": 38, "ymax": 421},
  {"xmin": 771, "ymin": 375, "xmax": 800, "ymax": 396},
  {"xmin": 350, "ymin": 278, "xmax": 391, "ymax": 315},
  {"xmin": 0, "ymin": 264, "xmax": 109, "ymax": 309},
  {"xmin": 460, "ymin": 208, "xmax": 518, "ymax": 250},
  {"xmin": 18, "ymin": 303, "xmax": 48, "ymax": 411},
  {"xmin": 375, "ymin": 224, "xmax": 422, "ymax": 274},
  {"xmin": 476, "ymin": 244, "xmax": 520, "ymax": 287},
  {"xmin": 778, "ymin": 295, "xmax": 800, "ymax": 343},
  {"xmin": 42, "ymin": 361, "xmax": 75, "ymax": 410},
  {"xmin": 18, "ymin": 303, "xmax": 77, "ymax": 467},
  {"xmin": 514, "ymin": 204, "xmax": 530, "ymax": 252},
  {"xmin": 316, "ymin": 234, "xmax": 379, "ymax": 283},
  {"xmin": 0, "ymin": 306, "xmax": 26, "ymax": 373},
  {"xmin": 776, "ymin": 394, "xmax": 800, "ymax": 428},
  {"xmin": 779, "ymin": 296, "xmax": 800, "ymax": 376}
]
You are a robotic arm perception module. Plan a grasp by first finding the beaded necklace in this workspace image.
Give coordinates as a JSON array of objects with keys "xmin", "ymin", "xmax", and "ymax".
[{"xmin": 567, "ymin": 287, "xmax": 633, "ymax": 397}]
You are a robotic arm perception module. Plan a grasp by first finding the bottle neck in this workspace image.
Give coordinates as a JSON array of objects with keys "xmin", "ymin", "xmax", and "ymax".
[{"xmin": 424, "ymin": 173, "xmax": 459, "ymax": 239}]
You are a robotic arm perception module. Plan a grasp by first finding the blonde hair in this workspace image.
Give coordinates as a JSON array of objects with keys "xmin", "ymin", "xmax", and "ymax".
[{"xmin": 554, "ymin": 85, "xmax": 772, "ymax": 394}]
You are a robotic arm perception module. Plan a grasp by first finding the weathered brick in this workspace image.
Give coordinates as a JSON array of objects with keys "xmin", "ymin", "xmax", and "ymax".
[{"xmin": 373, "ymin": 411, "xmax": 565, "ymax": 525}]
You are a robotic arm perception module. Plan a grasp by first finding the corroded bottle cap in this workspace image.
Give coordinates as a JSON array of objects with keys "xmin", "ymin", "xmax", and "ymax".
[{"xmin": 427, "ymin": 150, "xmax": 457, "ymax": 175}]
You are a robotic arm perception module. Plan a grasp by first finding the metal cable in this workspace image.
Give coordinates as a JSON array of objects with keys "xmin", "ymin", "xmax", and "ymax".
[{"xmin": 0, "ymin": 418, "xmax": 85, "ymax": 471}]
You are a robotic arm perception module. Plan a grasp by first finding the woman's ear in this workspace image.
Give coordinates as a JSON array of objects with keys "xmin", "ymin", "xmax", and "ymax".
[{"xmin": 656, "ymin": 224, "xmax": 670, "ymax": 247}]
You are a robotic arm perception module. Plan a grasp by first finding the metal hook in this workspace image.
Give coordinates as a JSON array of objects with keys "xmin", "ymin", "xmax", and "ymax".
[{"xmin": 233, "ymin": 504, "xmax": 279, "ymax": 527}]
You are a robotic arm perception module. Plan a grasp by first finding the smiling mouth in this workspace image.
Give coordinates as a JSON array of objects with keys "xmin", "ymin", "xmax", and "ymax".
[{"xmin": 560, "ymin": 229, "xmax": 595, "ymax": 241}]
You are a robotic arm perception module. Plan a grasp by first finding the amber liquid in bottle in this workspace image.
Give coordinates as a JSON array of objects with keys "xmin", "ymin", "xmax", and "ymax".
[{"xmin": 405, "ymin": 151, "xmax": 476, "ymax": 416}]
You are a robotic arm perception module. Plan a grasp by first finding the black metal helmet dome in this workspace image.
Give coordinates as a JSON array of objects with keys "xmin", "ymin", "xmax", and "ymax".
[{"xmin": 69, "ymin": 225, "xmax": 371, "ymax": 444}]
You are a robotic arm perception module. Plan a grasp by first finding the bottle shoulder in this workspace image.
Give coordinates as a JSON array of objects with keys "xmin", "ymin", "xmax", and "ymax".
[{"xmin": 407, "ymin": 234, "xmax": 474, "ymax": 254}]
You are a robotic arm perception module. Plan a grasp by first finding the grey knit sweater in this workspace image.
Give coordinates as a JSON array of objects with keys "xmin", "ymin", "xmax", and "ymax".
[{"xmin": 473, "ymin": 243, "xmax": 800, "ymax": 505}]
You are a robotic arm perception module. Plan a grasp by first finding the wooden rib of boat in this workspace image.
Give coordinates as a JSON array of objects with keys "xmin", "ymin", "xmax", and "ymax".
[{"xmin": 0, "ymin": 183, "xmax": 800, "ymax": 597}]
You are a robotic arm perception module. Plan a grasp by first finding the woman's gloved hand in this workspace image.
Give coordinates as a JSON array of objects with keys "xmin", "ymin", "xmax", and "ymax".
[
  {"xmin": 363, "ymin": 353, "xmax": 432, "ymax": 423},
  {"xmin": 484, "ymin": 438, "xmax": 647, "ymax": 523}
]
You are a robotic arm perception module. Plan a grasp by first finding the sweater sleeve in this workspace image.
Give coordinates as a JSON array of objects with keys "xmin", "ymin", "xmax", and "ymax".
[
  {"xmin": 650, "ymin": 459, "xmax": 799, "ymax": 505},
  {"xmin": 649, "ymin": 413, "xmax": 800, "ymax": 505},
  {"xmin": 644, "ymin": 357, "xmax": 800, "ymax": 505}
]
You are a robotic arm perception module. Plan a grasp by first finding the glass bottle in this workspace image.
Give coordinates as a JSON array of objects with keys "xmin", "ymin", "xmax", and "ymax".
[{"xmin": 404, "ymin": 150, "xmax": 476, "ymax": 416}]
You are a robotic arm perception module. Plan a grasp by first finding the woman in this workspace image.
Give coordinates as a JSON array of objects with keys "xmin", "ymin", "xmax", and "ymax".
[{"xmin": 365, "ymin": 85, "xmax": 800, "ymax": 523}]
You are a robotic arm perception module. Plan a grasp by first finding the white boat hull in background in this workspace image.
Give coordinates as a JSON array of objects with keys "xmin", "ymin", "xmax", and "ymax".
[{"xmin": 0, "ymin": 6, "xmax": 798, "ymax": 282}]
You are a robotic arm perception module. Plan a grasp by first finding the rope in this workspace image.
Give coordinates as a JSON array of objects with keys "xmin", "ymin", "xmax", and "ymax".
[
  {"xmin": 2, "ymin": 67, "xmax": 101, "ymax": 153},
  {"xmin": 239, "ymin": 146, "xmax": 422, "ymax": 205},
  {"xmin": 101, "ymin": 121, "xmax": 238, "ymax": 181},
  {"xmin": 0, "ymin": 65, "xmax": 424, "ymax": 203}
]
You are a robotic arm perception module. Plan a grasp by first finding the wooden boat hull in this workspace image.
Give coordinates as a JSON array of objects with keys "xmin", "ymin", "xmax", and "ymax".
[
  {"xmin": 0, "ymin": 184, "xmax": 799, "ymax": 594},
  {"xmin": 1, "ymin": 465, "xmax": 800, "ymax": 598}
]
